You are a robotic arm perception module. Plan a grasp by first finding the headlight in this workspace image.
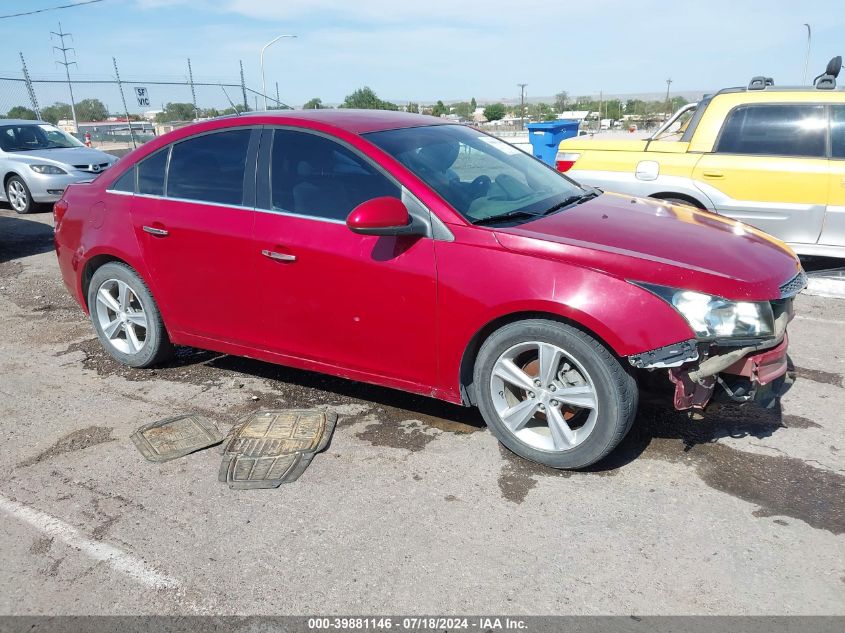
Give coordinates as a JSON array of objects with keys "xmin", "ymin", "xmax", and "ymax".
[
  {"xmin": 30, "ymin": 164, "xmax": 67, "ymax": 175},
  {"xmin": 636, "ymin": 283, "xmax": 774, "ymax": 340}
]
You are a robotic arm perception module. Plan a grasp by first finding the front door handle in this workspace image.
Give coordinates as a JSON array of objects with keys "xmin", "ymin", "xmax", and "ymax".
[
  {"xmin": 702, "ymin": 170, "xmax": 725, "ymax": 179},
  {"xmin": 261, "ymin": 249, "xmax": 296, "ymax": 262},
  {"xmin": 142, "ymin": 225, "xmax": 169, "ymax": 236}
]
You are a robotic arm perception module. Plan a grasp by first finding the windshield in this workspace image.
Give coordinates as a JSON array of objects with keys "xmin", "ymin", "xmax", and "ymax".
[
  {"xmin": 0, "ymin": 123, "xmax": 84, "ymax": 152},
  {"xmin": 366, "ymin": 124, "xmax": 585, "ymax": 223}
]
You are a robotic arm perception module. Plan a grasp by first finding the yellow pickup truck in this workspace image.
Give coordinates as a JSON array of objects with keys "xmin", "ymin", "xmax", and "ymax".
[{"xmin": 557, "ymin": 57, "xmax": 845, "ymax": 257}]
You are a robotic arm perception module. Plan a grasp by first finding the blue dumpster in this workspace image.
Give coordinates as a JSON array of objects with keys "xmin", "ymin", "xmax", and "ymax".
[{"xmin": 526, "ymin": 120, "xmax": 579, "ymax": 166}]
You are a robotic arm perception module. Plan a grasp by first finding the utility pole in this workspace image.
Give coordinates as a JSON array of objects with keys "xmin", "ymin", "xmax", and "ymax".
[
  {"xmin": 19, "ymin": 52, "xmax": 40, "ymax": 120},
  {"xmin": 51, "ymin": 22, "xmax": 78, "ymax": 133},
  {"xmin": 664, "ymin": 78, "xmax": 673, "ymax": 122},
  {"xmin": 112, "ymin": 57, "xmax": 136, "ymax": 149},
  {"xmin": 275, "ymin": 81, "xmax": 280, "ymax": 109},
  {"xmin": 187, "ymin": 58, "xmax": 198, "ymax": 119},
  {"xmin": 239, "ymin": 60, "xmax": 248, "ymax": 110},
  {"xmin": 598, "ymin": 89, "xmax": 603, "ymax": 133},
  {"xmin": 517, "ymin": 83, "xmax": 527, "ymax": 130}
]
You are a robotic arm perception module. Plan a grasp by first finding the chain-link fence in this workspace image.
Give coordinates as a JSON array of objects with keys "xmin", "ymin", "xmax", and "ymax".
[{"xmin": 0, "ymin": 66, "xmax": 289, "ymax": 149}]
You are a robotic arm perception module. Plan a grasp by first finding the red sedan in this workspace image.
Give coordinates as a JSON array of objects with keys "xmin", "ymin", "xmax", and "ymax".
[{"xmin": 54, "ymin": 110, "xmax": 804, "ymax": 469}]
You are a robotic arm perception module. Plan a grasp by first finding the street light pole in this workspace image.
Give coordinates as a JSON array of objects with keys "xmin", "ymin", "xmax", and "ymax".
[
  {"xmin": 802, "ymin": 23, "xmax": 812, "ymax": 85},
  {"xmin": 260, "ymin": 34, "xmax": 296, "ymax": 111}
]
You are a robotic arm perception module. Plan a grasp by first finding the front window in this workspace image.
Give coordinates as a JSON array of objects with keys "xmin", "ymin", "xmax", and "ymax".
[
  {"xmin": 366, "ymin": 124, "xmax": 586, "ymax": 224},
  {"xmin": 715, "ymin": 104, "xmax": 826, "ymax": 158},
  {"xmin": 0, "ymin": 123, "xmax": 84, "ymax": 151}
]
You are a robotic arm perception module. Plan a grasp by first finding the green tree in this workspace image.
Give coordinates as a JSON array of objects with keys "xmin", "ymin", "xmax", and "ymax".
[
  {"xmin": 431, "ymin": 100, "xmax": 449, "ymax": 117},
  {"xmin": 470, "ymin": 97, "xmax": 477, "ymax": 113},
  {"xmin": 6, "ymin": 105, "xmax": 37, "ymax": 120},
  {"xmin": 527, "ymin": 102, "xmax": 556, "ymax": 122},
  {"xmin": 155, "ymin": 102, "xmax": 197, "ymax": 122},
  {"xmin": 483, "ymin": 103, "xmax": 506, "ymax": 122},
  {"xmin": 303, "ymin": 97, "xmax": 324, "ymax": 109},
  {"xmin": 221, "ymin": 104, "xmax": 250, "ymax": 116},
  {"xmin": 554, "ymin": 91, "xmax": 569, "ymax": 112},
  {"xmin": 75, "ymin": 98, "xmax": 108, "ymax": 122},
  {"xmin": 406, "ymin": 102, "xmax": 419, "ymax": 114},
  {"xmin": 40, "ymin": 102, "xmax": 73, "ymax": 124},
  {"xmin": 341, "ymin": 87, "xmax": 398, "ymax": 111},
  {"xmin": 453, "ymin": 101, "xmax": 473, "ymax": 119}
]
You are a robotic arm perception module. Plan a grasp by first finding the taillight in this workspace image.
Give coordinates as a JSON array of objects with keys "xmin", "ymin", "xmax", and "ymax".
[
  {"xmin": 53, "ymin": 199, "xmax": 69, "ymax": 227},
  {"xmin": 555, "ymin": 152, "xmax": 581, "ymax": 172}
]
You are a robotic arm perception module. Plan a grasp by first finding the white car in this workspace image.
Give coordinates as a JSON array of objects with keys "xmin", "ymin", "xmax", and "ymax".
[{"xmin": 0, "ymin": 120, "xmax": 118, "ymax": 214}]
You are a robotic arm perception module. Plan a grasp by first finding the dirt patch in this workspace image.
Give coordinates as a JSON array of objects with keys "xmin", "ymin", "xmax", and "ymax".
[
  {"xmin": 695, "ymin": 442, "xmax": 845, "ymax": 534},
  {"xmin": 630, "ymin": 401, "xmax": 845, "ymax": 534},
  {"xmin": 29, "ymin": 536, "xmax": 53, "ymax": 555},
  {"xmin": 793, "ymin": 366, "xmax": 843, "ymax": 388},
  {"xmin": 19, "ymin": 426, "xmax": 115, "ymax": 468},
  {"xmin": 782, "ymin": 414, "xmax": 822, "ymax": 429},
  {"xmin": 355, "ymin": 417, "xmax": 441, "ymax": 452},
  {"xmin": 495, "ymin": 443, "xmax": 620, "ymax": 504}
]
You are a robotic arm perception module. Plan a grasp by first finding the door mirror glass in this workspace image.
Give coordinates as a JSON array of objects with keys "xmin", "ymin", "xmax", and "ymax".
[{"xmin": 346, "ymin": 197, "xmax": 422, "ymax": 236}]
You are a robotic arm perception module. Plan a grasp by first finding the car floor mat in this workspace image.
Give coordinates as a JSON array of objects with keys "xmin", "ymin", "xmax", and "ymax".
[
  {"xmin": 219, "ymin": 409, "xmax": 338, "ymax": 489},
  {"xmin": 131, "ymin": 414, "xmax": 225, "ymax": 463}
]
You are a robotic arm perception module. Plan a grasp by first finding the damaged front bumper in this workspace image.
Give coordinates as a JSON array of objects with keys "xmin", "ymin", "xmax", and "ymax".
[{"xmin": 629, "ymin": 303, "xmax": 792, "ymax": 412}]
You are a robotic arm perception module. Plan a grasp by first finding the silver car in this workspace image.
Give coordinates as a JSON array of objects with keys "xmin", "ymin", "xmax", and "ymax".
[{"xmin": 0, "ymin": 120, "xmax": 118, "ymax": 214}]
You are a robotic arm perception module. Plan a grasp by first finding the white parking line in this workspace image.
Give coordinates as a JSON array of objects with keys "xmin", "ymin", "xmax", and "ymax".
[{"xmin": 0, "ymin": 494, "xmax": 179, "ymax": 590}]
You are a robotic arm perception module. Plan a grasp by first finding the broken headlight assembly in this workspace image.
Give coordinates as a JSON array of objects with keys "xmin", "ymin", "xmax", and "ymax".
[{"xmin": 635, "ymin": 283, "xmax": 775, "ymax": 341}]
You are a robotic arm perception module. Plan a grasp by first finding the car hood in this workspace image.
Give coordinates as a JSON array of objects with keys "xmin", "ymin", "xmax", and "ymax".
[
  {"xmin": 493, "ymin": 193, "xmax": 802, "ymax": 302},
  {"xmin": 12, "ymin": 146, "xmax": 115, "ymax": 167}
]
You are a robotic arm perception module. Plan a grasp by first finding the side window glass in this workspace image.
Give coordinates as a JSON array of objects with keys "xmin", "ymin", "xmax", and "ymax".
[
  {"xmin": 167, "ymin": 129, "xmax": 251, "ymax": 205},
  {"xmin": 108, "ymin": 168, "xmax": 135, "ymax": 193},
  {"xmin": 270, "ymin": 129, "xmax": 400, "ymax": 221},
  {"xmin": 715, "ymin": 104, "xmax": 826, "ymax": 158},
  {"xmin": 138, "ymin": 149, "xmax": 168, "ymax": 196},
  {"xmin": 832, "ymin": 106, "xmax": 845, "ymax": 159}
]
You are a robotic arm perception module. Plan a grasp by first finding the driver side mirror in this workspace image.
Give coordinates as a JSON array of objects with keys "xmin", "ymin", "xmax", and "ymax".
[{"xmin": 346, "ymin": 197, "xmax": 425, "ymax": 237}]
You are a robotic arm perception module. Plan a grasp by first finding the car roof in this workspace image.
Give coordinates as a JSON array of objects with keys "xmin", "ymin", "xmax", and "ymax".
[
  {"xmin": 0, "ymin": 119, "xmax": 49, "ymax": 126},
  {"xmin": 230, "ymin": 109, "xmax": 450, "ymax": 134}
]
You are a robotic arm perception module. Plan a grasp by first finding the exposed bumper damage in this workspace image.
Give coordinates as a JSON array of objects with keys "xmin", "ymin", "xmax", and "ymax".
[{"xmin": 629, "ymin": 300, "xmax": 793, "ymax": 412}]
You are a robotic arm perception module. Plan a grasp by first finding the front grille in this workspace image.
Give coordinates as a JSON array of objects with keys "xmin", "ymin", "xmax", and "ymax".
[
  {"xmin": 72, "ymin": 162, "xmax": 110, "ymax": 173},
  {"xmin": 779, "ymin": 271, "xmax": 808, "ymax": 298}
]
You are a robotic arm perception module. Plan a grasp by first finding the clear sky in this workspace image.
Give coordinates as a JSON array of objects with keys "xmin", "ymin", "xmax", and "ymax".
[{"xmin": 1, "ymin": 0, "xmax": 844, "ymax": 109}]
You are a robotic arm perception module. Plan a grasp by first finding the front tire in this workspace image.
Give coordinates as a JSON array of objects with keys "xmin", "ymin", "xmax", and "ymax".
[
  {"xmin": 474, "ymin": 319, "xmax": 637, "ymax": 469},
  {"xmin": 6, "ymin": 176, "xmax": 35, "ymax": 214},
  {"xmin": 87, "ymin": 262, "xmax": 173, "ymax": 368}
]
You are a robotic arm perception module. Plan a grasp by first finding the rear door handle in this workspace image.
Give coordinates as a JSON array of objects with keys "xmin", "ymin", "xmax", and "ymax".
[
  {"xmin": 142, "ymin": 225, "xmax": 169, "ymax": 236},
  {"xmin": 702, "ymin": 170, "xmax": 725, "ymax": 179},
  {"xmin": 261, "ymin": 249, "xmax": 296, "ymax": 262}
]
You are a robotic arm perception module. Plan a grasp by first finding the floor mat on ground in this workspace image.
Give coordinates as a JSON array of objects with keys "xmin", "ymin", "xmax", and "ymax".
[
  {"xmin": 131, "ymin": 414, "xmax": 225, "ymax": 463},
  {"xmin": 219, "ymin": 409, "xmax": 338, "ymax": 489}
]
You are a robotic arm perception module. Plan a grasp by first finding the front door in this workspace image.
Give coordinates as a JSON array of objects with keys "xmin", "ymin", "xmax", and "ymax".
[
  {"xmin": 252, "ymin": 128, "xmax": 438, "ymax": 389},
  {"xmin": 822, "ymin": 104, "xmax": 845, "ymax": 247},
  {"xmin": 129, "ymin": 127, "xmax": 260, "ymax": 345},
  {"xmin": 692, "ymin": 103, "xmax": 828, "ymax": 245}
]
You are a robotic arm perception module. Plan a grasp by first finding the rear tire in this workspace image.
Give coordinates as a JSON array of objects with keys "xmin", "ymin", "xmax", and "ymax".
[
  {"xmin": 474, "ymin": 319, "xmax": 637, "ymax": 469},
  {"xmin": 87, "ymin": 262, "xmax": 173, "ymax": 368}
]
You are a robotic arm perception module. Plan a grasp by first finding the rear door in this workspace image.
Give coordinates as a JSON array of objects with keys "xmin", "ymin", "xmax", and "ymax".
[
  {"xmin": 822, "ymin": 104, "xmax": 845, "ymax": 247},
  {"xmin": 692, "ymin": 103, "xmax": 828, "ymax": 244},
  {"xmin": 129, "ymin": 127, "xmax": 261, "ymax": 345},
  {"xmin": 251, "ymin": 128, "xmax": 438, "ymax": 388}
]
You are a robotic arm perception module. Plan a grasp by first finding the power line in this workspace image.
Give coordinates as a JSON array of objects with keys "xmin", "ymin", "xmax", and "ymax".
[{"xmin": 0, "ymin": 0, "xmax": 105, "ymax": 20}]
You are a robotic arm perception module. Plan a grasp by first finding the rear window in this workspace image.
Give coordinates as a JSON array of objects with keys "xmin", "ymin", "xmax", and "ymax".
[
  {"xmin": 138, "ymin": 149, "xmax": 168, "ymax": 196},
  {"xmin": 166, "ymin": 129, "xmax": 251, "ymax": 205},
  {"xmin": 715, "ymin": 104, "xmax": 826, "ymax": 158},
  {"xmin": 832, "ymin": 105, "xmax": 845, "ymax": 159}
]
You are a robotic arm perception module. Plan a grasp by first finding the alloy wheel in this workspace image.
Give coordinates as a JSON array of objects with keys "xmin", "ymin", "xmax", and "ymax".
[
  {"xmin": 94, "ymin": 278, "xmax": 149, "ymax": 355},
  {"xmin": 7, "ymin": 180, "xmax": 28, "ymax": 212},
  {"xmin": 489, "ymin": 341, "xmax": 599, "ymax": 452}
]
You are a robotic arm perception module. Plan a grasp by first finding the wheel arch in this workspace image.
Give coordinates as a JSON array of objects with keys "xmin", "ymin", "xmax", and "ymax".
[{"xmin": 457, "ymin": 310, "xmax": 625, "ymax": 406}]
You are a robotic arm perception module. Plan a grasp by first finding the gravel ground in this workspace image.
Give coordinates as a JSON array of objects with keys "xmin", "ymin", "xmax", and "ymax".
[{"xmin": 0, "ymin": 205, "xmax": 843, "ymax": 616}]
